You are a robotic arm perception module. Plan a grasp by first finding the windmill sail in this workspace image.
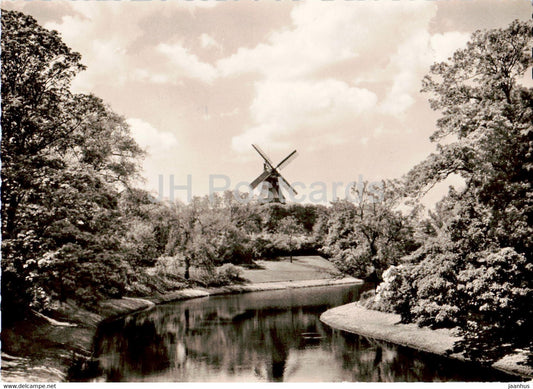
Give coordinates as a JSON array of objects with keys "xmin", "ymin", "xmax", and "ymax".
[
  {"xmin": 252, "ymin": 144, "xmax": 275, "ymax": 169},
  {"xmin": 250, "ymin": 170, "xmax": 272, "ymax": 189},
  {"xmin": 278, "ymin": 175, "xmax": 298, "ymax": 195},
  {"xmin": 276, "ymin": 150, "xmax": 298, "ymax": 170},
  {"xmin": 249, "ymin": 144, "xmax": 298, "ymax": 203}
]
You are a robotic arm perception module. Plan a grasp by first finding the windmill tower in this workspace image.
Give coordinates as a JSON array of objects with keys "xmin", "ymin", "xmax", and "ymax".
[{"xmin": 249, "ymin": 144, "xmax": 298, "ymax": 203}]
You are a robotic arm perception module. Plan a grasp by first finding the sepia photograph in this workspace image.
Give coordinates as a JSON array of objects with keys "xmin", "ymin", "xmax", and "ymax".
[{"xmin": 1, "ymin": 0, "xmax": 532, "ymax": 385}]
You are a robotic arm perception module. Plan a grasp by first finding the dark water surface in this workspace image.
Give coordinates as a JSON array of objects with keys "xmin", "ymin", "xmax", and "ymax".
[{"xmin": 92, "ymin": 284, "xmax": 518, "ymax": 382}]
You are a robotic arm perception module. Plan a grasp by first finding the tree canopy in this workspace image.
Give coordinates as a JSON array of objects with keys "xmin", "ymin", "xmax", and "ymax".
[
  {"xmin": 1, "ymin": 10, "xmax": 144, "ymax": 315},
  {"xmin": 373, "ymin": 19, "xmax": 533, "ymax": 366}
]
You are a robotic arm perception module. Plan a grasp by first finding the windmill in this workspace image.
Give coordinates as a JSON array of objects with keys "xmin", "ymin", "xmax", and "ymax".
[{"xmin": 249, "ymin": 144, "xmax": 298, "ymax": 203}]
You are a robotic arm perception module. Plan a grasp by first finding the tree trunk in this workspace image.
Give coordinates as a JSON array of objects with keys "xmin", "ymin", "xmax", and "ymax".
[
  {"xmin": 184, "ymin": 257, "xmax": 190, "ymax": 280},
  {"xmin": 289, "ymin": 235, "xmax": 293, "ymax": 263}
]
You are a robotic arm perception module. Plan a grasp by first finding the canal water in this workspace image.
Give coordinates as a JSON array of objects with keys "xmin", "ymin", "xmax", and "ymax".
[{"xmin": 91, "ymin": 283, "xmax": 518, "ymax": 382}]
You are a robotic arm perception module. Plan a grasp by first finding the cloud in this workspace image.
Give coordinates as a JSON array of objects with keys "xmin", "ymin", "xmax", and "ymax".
[
  {"xmin": 379, "ymin": 32, "xmax": 433, "ymax": 115},
  {"xmin": 200, "ymin": 33, "xmax": 222, "ymax": 50},
  {"xmin": 127, "ymin": 118, "xmax": 178, "ymax": 156},
  {"xmin": 220, "ymin": 108, "xmax": 240, "ymax": 118},
  {"xmin": 43, "ymin": 2, "xmax": 145, "ymax": 92},
  {"xmin": 227, "ymin": 1, "xmax": 441, "ymax": 151},
  {"xmin": 40, "ymin": 1, "xmax": 221, "ymax": 91},
  {"xmin": 232, "ymin": 79, "xmax": 377, "ymax": 152},
  {"xmin": 379, "ymin": 30, "xmax": 469, "ymax": 115},
  {"xmin": 430, "ymin": 32, "xmax": 470, "ymax": 62},
  {"xmin": 156, "ymin": 43, "xmax": 218, "ymax": 83},
  {"xmin": 218, "ymin": 2, "xmax": 437, "ymax": 80}
]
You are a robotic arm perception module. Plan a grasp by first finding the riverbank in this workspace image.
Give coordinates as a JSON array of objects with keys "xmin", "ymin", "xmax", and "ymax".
[
  {"xmin": 320, "ymin": 302, "xmax": 533, "ymax": 380},
  {"xmin": 2, "ymin": 275, "xmax": 361, "ymax": 382}
]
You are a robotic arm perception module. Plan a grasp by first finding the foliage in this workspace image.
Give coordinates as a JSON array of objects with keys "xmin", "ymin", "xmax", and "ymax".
[
  {"xmin": 319, "ymin": 181, "xmax": 418, "ymax": 280},
  {"xmin": 216, "ymin": 263, "xmax": 245, "ymax": 284},
  {"xmin": 1, "ymin": 10, "xmax": 143, "ymax": 313},
  {"xmin": 7, "ymin": 12, "xmax": 529, "ymax": 372},
  {"xmin": 454, "ymin": 248, "xmax": 532, "ymax": 363},
  {"xmin": 373, "ymin": 19, "xmax": 533, "ymax": 366},
  {"xmin": 191, "ymin": 264, "xmax": 245, "ymax": 287},
  {"xmin": 276, "ymin": 216, "xmax": 304, "ymax": 262}
]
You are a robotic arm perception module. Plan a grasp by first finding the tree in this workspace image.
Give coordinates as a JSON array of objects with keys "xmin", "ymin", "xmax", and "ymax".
[
  {"xmin": 321, "ymin": 180, "xmax": 418, "ymax": 280},
  {"xmin": 406, "ymin": 20, "xmax": 532, "ymax": 256},
  {"xmin": 277, "ymin": 216, "xmax": 304, "ymax": 262},
  {"xmin": 1, "ymin": 10, "xmax": 144, "ymax": 314},
  {"xmin": 375, "ymin": 20, "xmax": 533, "ymax": 366}
]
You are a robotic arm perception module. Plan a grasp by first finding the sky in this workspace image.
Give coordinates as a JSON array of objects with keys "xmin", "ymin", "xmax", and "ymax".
[{"xmin": 2, "ymin": 0, "xmax": 531, "ymax": 205}]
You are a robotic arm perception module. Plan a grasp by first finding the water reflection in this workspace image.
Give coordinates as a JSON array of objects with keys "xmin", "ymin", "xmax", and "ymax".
[{"xmin": 92, "ymin": 285, "xmax": 517, "ymax": 382}]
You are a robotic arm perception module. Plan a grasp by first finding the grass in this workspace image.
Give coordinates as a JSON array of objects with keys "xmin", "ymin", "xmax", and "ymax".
[{"xmin": 241, "ymin": 255, "xmax": 342, "ymax": 283}]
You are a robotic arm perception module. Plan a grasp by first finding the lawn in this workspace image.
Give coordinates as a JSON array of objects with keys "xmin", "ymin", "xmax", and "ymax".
[{"xmin": 241, "ymin": 255, "xmax": 342, "ymax": 284}]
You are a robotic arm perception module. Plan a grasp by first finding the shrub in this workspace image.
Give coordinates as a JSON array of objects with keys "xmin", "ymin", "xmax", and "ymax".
[
  {"xmin": 330, "ymin": 247, "xmax": 375, "ymax": 280},
  {"xmin": 372, "ymin": 254, "xmax": 461, "ymax": 327},
  {"xmin": 217, "ymin": 263, "xmax": 244, "ymax": 284},
  {"xmin": 191, "ymin": 264, "xmax": 245, "ymax": 287},
  {"xmin": 454, "ymin": 248, "xmax": 533, "ymax": 363},
  {"xmin": 154, "ymin": 255, "xmax": 183, "ymax": 276},
  {"xmin": 369, "ymin": 265, "xmax": 415, "ymax": 319}
]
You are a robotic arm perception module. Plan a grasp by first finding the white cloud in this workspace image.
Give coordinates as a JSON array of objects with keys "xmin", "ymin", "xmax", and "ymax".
[
  {"xmin": 220, "ymin": 108, "xmax": 240, "ymax": 118},
  {"xmin": 379, "ymin": 30, "xmax": 469, "ymax": 115},
  {"xmin": 232, "ymin": 79, "xmax": 377, "ymax": 152},
  {"xmin": 200, "ymin": 33, "xmax": 221, "ymax": 50},
  {"xmin": 218, "ymin": 2, "xmax": 436, "ymax": 81},
  {"xmin": 227, "ymin": 1, "xmax": 438, "ymax": 151},
  {"xmin": 127, "ymin": 118, "xmax": 178, "ymax": 156},
  {"xmin": 430, "ymin": 32, "xmax": 470, "ymax": 63},
  {"xmin": 156, "ymin": 43, "xmax": 218, "ymax": 84},
  {"xmin": 44, "ymin": 3, "xmax": 144, "ymax": 92},
  {"xmin": 379, "ymin": 31, "xmax": 434, "ymax": 115},
  {"xmin": 42, "ymin": 1, "xmax": 220, "ymax": 91}
]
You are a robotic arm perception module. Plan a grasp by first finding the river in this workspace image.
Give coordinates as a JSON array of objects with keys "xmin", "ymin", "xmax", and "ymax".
[{"xmin": 90, "ymin": 283, "xmax": 518, "ymax": 382}]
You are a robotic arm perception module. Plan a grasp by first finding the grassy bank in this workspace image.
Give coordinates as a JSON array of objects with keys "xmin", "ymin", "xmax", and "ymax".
[
  {"xmin": 320, "ymin": 302, "xmax": 532, "ymax": 380},
  {"xmin": 1, "ymin": 256, "xmax": 358, "ymax": 382}
]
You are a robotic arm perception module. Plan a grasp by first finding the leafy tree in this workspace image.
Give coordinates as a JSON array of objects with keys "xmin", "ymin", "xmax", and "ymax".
[
  {"xmin": 163, "ymin": 197, "xmax": 251, "ymax": 281},
  {"xmin": 321, "ymin": 180, "xmax": 418, "ymax": 280},
  {"xmin": 276, "ymin": 216, "xmax": 304, "ymax": 262},
  {"xmin": 375, "ymin": 20, "xmax": 533, "ymax": 366},
  {"xmin": 1, "ymin": 10, "xmax": 143, "ymax": 314},
  {"xmin": 164, "ymin": 201, "xmax": 205, "ymax": 280},
  {"xmin": 119, "ymin": 189, "xmax": 174, "ymax": 267}
]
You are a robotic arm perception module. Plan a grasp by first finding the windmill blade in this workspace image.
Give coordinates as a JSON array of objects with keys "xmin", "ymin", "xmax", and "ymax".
[
  {"xmin": 278, "ymin": 174, "xmax": 298, "ymax": 195},
  {"xmin": 250, "ymin": 170, "xmax": 272, "ymax": 189},
  {"xmin": 276, "ymin": 150, "xmax": 298, "ymax": 170},
  {"xmin": 252, "ymin": 144, "xmax": 275, "ymax": 169}
]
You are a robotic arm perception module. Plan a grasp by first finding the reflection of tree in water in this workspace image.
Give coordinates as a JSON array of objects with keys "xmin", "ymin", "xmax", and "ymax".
[
  {"xmin": 94, "ymin": 292, "xmax": 428, "ymax": 382},
  {"xmin": 326, "ymin": 330, "xmax": 517, "ymax": 382},
  {"xmin": 327, "ymin": 330, "xmax": 409, "ymax": 382},
  {"xmin": 95, "ymin": 302, "xmax": 329, "ymax": 381},
  {"xmin": 95, "ymin": 317, "xmax": 176, "ymax": 381},
  {"xmin": 91, "ymin": 286, "xmax": 515, "ymax": 382}
]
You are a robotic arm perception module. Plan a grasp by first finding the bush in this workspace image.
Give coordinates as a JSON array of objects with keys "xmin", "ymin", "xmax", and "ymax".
[
  {"xmin": 330, "ymin": 247, "xmax": 375, "ymax": 280},
  {"xmin": 372, "ymin": 254, "xmax": 461, "ymax": 327},
  {"xmin": 251, "ymin": 234, "xmax": 319, "ymax": 259},
  {"xmin": 454, "ymin": 248, "xmax": 533, "ymax": 363},
  {"xmin": 154, "ymin": 255, "xmax": 183, "ymax": 276},
  {"xmin": 191, "ymin": 264, "xmax": 245, "ymax": 287},
  {"xmin": 217, "ymin": 263, "xmax": 244, "ymax": 284},
  {"xmin": 367, "ymin": 265, "xmax": 414, "ymax": 317},
  {"xmin": 372, "ymin": 247, "xmax": 533, "ymax": 365}
]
